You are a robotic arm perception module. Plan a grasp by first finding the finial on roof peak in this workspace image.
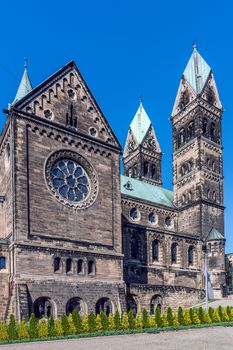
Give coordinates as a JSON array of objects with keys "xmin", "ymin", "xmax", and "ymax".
[
  {"xmin": 192, "ymin": 38, "xmax": 198, "ymax": 50},
  {"xmin": 139, "ymin": 94, "xmax": 143, "ymax": 106},
  {"xmin": 24, "ymin": 57, "xmax": 28, "ymax": 69}
]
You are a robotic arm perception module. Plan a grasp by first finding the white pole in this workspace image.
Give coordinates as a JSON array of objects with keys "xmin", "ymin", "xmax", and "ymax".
[{"xmin": 205, "ymin": 250, "xmax": 208, "ymax": 310}]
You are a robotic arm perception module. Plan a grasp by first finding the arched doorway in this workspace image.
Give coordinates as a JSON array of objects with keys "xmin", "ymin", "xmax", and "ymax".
[
  {"xmin": 95, "ymin": 298, "xmax": 112, "ymax": 316},
  {"xmin": 150, "ymin": 295, "xmax": 162, "ymax": 314},
  {"xmin": 34, "ymin": 297, "xmax": 53, "ymax": 319},
  {"xmin": 66, "ymin": 297, "xmax": 86, "ymax": 316}
]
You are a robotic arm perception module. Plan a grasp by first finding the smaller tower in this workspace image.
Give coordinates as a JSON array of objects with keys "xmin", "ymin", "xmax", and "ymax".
[
  {"xmin": 123, "ymin": 101, "xmax": 162, "ymax": 186},
  {"xmin": 12, "ymin": 59, "xmax": 32, "ymax": 105}
]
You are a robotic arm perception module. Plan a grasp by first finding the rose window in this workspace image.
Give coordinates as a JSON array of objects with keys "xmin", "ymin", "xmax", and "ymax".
[{"xmin": 51, "ymin": 159, "xmax": 90, "ymax": 202}]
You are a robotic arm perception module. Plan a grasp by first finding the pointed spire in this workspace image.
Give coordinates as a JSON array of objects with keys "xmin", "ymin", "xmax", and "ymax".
[
  {"xmin": 183, "ymin": 46, "xmax": 211, "ymax": 94},
  {"xmin": 12, "ymin": 58, "xmax": 33, "ymax": 105},
  {"xmin": 130, "ymin": 100, "xmax": 151, "ymax": 144}
]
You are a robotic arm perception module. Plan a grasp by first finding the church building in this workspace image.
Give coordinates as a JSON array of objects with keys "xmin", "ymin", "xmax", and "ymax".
[{"xmin": 0, "ymin": 47, "xmax": 226, "ymax": 321}]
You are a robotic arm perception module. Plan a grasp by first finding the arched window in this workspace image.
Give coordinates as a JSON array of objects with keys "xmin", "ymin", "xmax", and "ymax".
[
  {"xmin": 131, "ymin": 237, "xmax": 140, "ymax": 260},
  {"xmin": 66, "ymin": 298, "xmax": 85, "ymax": 316},
  {"xmin": 178, "ymin": 128, "xmax": 185, "ymax": 147},
  {"xmin": 187, "ymin": 121, "xmax": 195, "ymax": 139},
  {"xmin": 77, "ymin": 259, "xmax": 84, "ymax": 274},
  {"xmin": 188, "ymin": 191, "xmax": 192, "ymax": 201},
  {"xmin": 152, "ymin": 240, "xmax": 159, "ymax": 261},
  {"xmin": 188, "ymin": 246, "xmax": 194, "ymax": 266},
  {"xmin": 213, "ymin": 191, "xmax": 216, "ymax": 202},
  {"xmin": 151, "ymin": 164, "xmax": 156, "ymax": 179},
  {"xmin": 182, "ymin": 194, "xmax": 186, "ymax": 204},
  {"xmin": 207, "ymin": 189, "xmax": 210, "ymax": 199},
  {"xmin": 148, "ymin": 212, "xmax": 157, "ymax": 225},
  {"xmin": 207, "ymin": 158, "xmax": 211, "ymax": 168},
  {"xmin": 212, "ymin": 161, "xmax": 216, "ymax": 172},
  {"xmin": 143, "ymin": 161, "xmax": 149, "ymax": 176},
  {"xmin": 34, "ymin": 298, "xmax": 53, "ymax": 320},
  {"xmin": 129, "ymin": 208, "xmax": 140, "ymax": 221},
  {"xmin": 95, "ymin": 298, "xmax": 112, "ymax": 316},
  {"xmin": 171, "ymin": 243, "xmax": 177, "ymax": 264},
  {"xmin": 187, "ymin": 161, "xmax": 192, "ymax": 173},
  {"xmin": 53, "ymin": 257, "xmax": 60, "ymax": 272},
  {"xmin": 0, "ymin": 257, "xmax": 6, "ymax": 270},
  {"xmin": 210, "ymin": 122, "xmax": 216, "ymax": 141},
  {"xmin": 66, "ymin": 258, "xmax": 72, "ymax": 273},
  {"xmin": 88, "ymin": 260, "xmax": 95, "ymax": 275},
  {"xmin": 203, "ymin": 118, "xmax": 208, "ymax": 135},
  {"xmin": 150, "ymin": 295, "xmax": 162, "ymax": 314},
  {"xmin": 181, "ymin": 164, "xmax": 185, "ymax": 176},
  {"xmin": 127, "ymin": 295, "xmax": 137, "ymax": 316}
]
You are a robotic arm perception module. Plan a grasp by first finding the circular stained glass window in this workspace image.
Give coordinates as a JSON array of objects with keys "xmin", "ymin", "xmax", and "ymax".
[
  {"xmin": 45, "ymin": 150, "xmax": 98, "ymax": 209},
  {"xmin": 129, "ymin": 208, "xmax": 140, "ymax": 221},
  {"xmin": 51, "ymin": 159, "xmax": 90, "ymax": 202},
  {"xmin": 148, "ymin": 212, "xmax": 157, "ymax": 225}
]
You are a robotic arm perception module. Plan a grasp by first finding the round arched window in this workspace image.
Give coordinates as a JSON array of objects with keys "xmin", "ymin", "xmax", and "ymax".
[
  {"xmin": 129, "ymin": 208, "xmax": 140, "ymax": 221},
  {"xmin": 45, "ymin": 151, "xmax": 98, "ymax": 209},
  {"xmin": 148, "ymin": 212, "xmax": 157, "ymax": 225},
  {"xmin": 165, "ymin": 216, "xmax": 173, "ymax": 228}
]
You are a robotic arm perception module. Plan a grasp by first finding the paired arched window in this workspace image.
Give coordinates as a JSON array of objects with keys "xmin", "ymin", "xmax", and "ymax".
[
  {"xmin": 151, "ymin": 164, "xmax": 156, "ymax": 179},
  {"xmin": 66, "ymin": 258, "xmax": 72, "ymax": 273},
  {"xmin": 54, "ymin": 257, "xmax": 61, "ymax": 272},
  {"xmin": 131, "ymin": 237, "xmax": 140, "ymax": 260},
  {"xmin": 178, "ymin": 128, "xmax": 186, "ymax": 147},
  {"xmin": 77, "ymin": 259, "xmax": 84, "ymax": 274},
  {"xmin": 95, "ymin": 298, "xmax": 112, "ymax": 316},
  {"xmin": 66, "ymin": 297, "xmax": 86, "ymax": 316},
  {"xmin": 152, "ymin": 240, "xmax": 159, "ymax": 261},
  {"xmin": 143, "ymin": 161, "xmax": 149, "ymax": 176},
  {"xmin": 210, "ymin": 122, "xmax": 216, "ymax": 141},
  {"xmin": 203, "ymin": 118, "xmax": 208, "ymax": 135},
  {"xmin": 188, "ymin": 246, "xmax": 194, "ymax": 266},
  {"xmin": 187, "ymin": 121, "xmax": 195, "ymax": 139},
  {"xmin": 88, "ymin": 260, "xmax": 95, "ymax": 275},
  {"xmin": 0, "ymin": 257, "xmax": 6, "ymax": 270},
  {"xmin": 171, "ymin": 243, "xmax": 177, "ymax": 264},
  {"xmin": 34, "ymin": 298, "xmax": 53, "ymax": 320}
]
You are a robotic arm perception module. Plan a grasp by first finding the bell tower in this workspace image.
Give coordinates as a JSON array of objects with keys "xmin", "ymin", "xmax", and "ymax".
[
  {"xmin": 123, "ymin": 101, "xmax": 162, "ymax": 186},
  {"xmin": 171, "ymin": 46, "xmax": 224, "ymax": 239}
]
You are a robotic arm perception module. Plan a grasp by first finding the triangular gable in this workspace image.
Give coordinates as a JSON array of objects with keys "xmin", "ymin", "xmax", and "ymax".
[
  {"xmin": 201, "ymin": 73, "xmax": 222, "ymax": 110},
  {"xmin": 14, "ymin": 61, "xmax": 121, "ymax": 149},
  {"xmin": 171, "ymin": 77, "xmax": 197, "ymax": 117},
  {"xmin": 142, "ymin": 124, "xmax": 162, "ymax": 153},
  {"xmin": 123, "ymin": 128, "xmax": 138, "ymax": 158}
]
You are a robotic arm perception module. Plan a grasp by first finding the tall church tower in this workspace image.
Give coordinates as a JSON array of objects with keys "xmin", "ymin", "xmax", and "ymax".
[
  {"xmin": 171, "ymin": 46, "xmax": 224, "ymax": 238},
  {"xmin": 171, "ymin": 46, "xmax": 225, "ymax": 297},
  {"xmin": 123, "ymin": 101, "xmax": 162, "ymax": 186}
]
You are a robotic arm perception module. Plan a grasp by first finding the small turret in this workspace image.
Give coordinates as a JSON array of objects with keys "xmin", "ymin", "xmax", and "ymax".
[{"xmin": 123, "ymin": 101, "xmax": 162, "ymax": 186}]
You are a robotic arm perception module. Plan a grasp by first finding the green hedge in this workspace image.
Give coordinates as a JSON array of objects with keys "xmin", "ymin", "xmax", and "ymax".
[{"xmin": 0, "ymin": 306, "xmax": 233, "ymax": 344}]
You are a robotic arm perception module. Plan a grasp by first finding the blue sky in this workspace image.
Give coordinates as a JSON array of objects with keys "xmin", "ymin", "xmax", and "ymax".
[{"xmin": 0, "ymin": 0, "xmax": 232, "ymax": 251}]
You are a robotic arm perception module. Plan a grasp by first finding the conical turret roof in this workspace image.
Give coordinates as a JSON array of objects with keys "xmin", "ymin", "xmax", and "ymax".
[
  {"xmin": 183, "ymin": 46, "xmax": 211, "ymax": 95},
  {"xmin": 130, "ymin": 101, "xmax": 151, "ymax": 144},
  {"xmin": 12, "ymin": 64, "xmax": 32, "ymax": 104}
]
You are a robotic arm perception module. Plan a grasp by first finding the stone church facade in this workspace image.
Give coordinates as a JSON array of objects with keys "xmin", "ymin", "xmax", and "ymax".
[{"xmin": 0, "ymin": 47, "xmax": 226, "ymax": 321}]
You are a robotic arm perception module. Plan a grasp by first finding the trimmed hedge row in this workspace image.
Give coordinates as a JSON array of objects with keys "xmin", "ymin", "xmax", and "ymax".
[{"xmin": 0, "ymin": 305, "xmax": 233, "ymax": 343}]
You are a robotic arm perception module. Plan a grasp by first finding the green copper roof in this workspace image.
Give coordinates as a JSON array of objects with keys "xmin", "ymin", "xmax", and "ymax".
[
  {"xmin": 130, "ymin": 102, "xmax": 151, "ymax": 144},
  {"xmin": 183, "ymin": 47, "xmax": 211, "ymax": 94},
  {"xmin": 12, "ymin": 67, "xmax": 32, "ymax": 105},
  {"xmin": 121, "ymin": 175, "xmax": 174, "ymax": 208},
  {"xmin": 207, "ymin": 228, "xmax": 224, "ymax": 241}
]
